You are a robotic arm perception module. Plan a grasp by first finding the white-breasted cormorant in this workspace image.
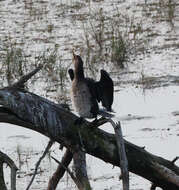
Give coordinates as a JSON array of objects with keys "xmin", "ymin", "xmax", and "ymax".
[
  {"xmin": 69, "ymin": 53, "xmax": 114, "ymax": 123},
  {"xmin": 70, "ymin": 53, "xmax": 99, "ymax": 120}
]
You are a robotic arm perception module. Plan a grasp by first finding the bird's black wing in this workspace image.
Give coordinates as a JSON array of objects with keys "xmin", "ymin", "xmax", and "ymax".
[
  {"xmin": 84, "ymin": 78, "xmax": 99, "ymax": 118},
  {"xmin": 96, "ymin": 70, "xmax": 114, "ymax": 112},
  {"xmin": 68, "ymin": 69, "xmax": 74, "ymax": 81}
]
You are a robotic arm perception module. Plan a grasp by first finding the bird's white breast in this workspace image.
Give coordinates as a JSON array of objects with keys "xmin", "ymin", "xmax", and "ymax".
[{"xmin": 71, "ymin": 81, "xmax": 93, "ymax": 118}]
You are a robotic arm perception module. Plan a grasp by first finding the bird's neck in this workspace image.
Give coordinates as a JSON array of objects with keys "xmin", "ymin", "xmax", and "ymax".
[{"xmin": 74, "ymin": 65, "xmax": 85, "ymax": 80}]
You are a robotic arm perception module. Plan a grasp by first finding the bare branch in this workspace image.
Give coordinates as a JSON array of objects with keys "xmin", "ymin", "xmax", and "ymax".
[
  {"xmin": 26, "ymin": 140, "xmax": 53, "ymax": 190},
  {"xmin": 12, "ymin": 65, "xmax": 43, "ymax": 88},
  {"xmin": 51, "ymin": 150, "xmax": 92, "ymax": 190},
  {"xmin": 0, "ymin": 151, "xmax": 18, "ymax": 190},
  {"xmin": 0, "ymin": 159, "xmax": 7, "ymax": 190},
  {"xmin": 172, "ymin": 157, "xmax": 179, "ymax": 164},
  {"xmin": 108, "ymin": 119, "xmax": 129, "ymax": 190},
  {"xmin": 47, "ymin": 149, "xmax": 73, "ymax": 190},
  {"xmin": 51, "ymin": 156, "xmax": 79, "ymax": 187}
]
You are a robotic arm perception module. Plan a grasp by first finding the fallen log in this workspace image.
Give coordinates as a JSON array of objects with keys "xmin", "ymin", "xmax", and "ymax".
[{"xmin": 0, "ymin": 69, "xmax": 179, "ymax": 190}]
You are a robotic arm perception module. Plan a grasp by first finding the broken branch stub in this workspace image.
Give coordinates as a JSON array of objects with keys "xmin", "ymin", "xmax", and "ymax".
[{"xmin": 108, "ymin": 119, "xmax": 129, "ymax": 190}]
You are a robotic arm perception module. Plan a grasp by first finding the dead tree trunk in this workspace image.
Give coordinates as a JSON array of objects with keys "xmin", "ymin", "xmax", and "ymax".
[
  {"xmin": 0, "ymin": 68, "xmax": 179, "ymax": 190},
  {"xmin": 73, "ymin": 151, "xmax": 92, "ymax": 190}
]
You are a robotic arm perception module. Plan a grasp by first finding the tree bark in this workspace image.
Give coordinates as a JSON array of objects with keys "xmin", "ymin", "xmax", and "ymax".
[
  {"xmin": 0, "ymin": 159, "xmax": 7, "ymax": 190},
  {"xmin": 47, "ymin": 149, "xmax": 73, "ymax": 190},
  {"xmin": 0, "ymin": 151, "xmax": 18, "ymax": 190},
  {"xmin": 109, "ymin": 119, "xmax": 129, "ymax": 190},
  {"xmin": 0, "ymin": 87, "xmax": 179, "ymax": 189},
  {"xmin": 73, "ymin": 151, "xmax": 92, "ymax": 190}
]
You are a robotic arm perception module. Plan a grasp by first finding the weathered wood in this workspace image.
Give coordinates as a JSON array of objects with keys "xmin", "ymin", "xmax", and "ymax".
[
  {"xmin": 109, "ymin": 119, "xmax": 129, "ymax": 190},
  {"xmin": 0, "ymin": 67, "xmax": 179, "ymax": 189},
  {"xmin": 0, "ymin": 89, "xmax": 179, "ymax": 189},
  {"xmin": 47, "ymin": 149, "xmax": 73, "ymax": 190},
  {"xmin": 73, "ymin": 151, "xmax": 92, "ymax": 190},
  {"xmin": 51, "ymin": 155, "xmax": 81, "ymax": 189},
  {"xmin": 172, "ymin": 156, "xmax": 179, "ymax": 164},
  {"xmin": 0, "ymin": 156, "xmax": 7, "ymax": 190},
  {"xmin": 12, "ymin": 65, "xmax": 43, "ymax": 89},
  {"xmin": 151, "ymin": 162, "xmax": 179, "ymax": 186},
  {"xmin": 0, "ymin": 151, "xmax": 18, "ymax": 190}
]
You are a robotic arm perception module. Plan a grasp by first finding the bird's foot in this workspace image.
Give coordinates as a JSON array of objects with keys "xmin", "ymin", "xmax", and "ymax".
[
  {"xmin": 89, "ymin": 117, "xmax": 108, "ymax": 128},
  {"xmin": 91, "ymin": 118, "xmax": 98, "ymax": 125},
  {"xmin": 74, "ymin": 117, "xmax": 84, "ymax": 125}
]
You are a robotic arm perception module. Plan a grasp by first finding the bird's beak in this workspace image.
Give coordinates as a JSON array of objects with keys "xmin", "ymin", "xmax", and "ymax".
[
  {"xmin": 72, "ymin": 50, "xmax": 76, "ymax": 59},
  {"xmin": 72, "ymin": 50, "xmax": 77, "ymax": 66}
]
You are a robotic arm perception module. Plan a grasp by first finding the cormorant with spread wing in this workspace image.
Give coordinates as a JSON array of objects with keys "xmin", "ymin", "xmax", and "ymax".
[{"xmin": 69, "ymin": 53, "xmax": 114, "ymax": 123}]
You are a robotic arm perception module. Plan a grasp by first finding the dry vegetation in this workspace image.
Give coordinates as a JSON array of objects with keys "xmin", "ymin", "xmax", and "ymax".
[
  {"xmin": 0, "ymin": 0, "xmax": 179, "ymax": 189},
  {"xmin": 0, "ymin": 0, "xmax": 178, "ymax": 98}
]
